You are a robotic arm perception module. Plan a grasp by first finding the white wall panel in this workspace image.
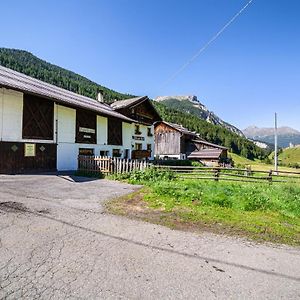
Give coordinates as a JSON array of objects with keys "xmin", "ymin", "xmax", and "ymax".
[
  {"xmin": 57, "ymin": 105, "xmax": 76, "ymax": 143},
  {"xmin": 97, "ymin": 116, "xmax": 108, "ymax": 145},
  {"xmin": 0, "ymin": 88, "xmax": 23, "ymax": 141}
]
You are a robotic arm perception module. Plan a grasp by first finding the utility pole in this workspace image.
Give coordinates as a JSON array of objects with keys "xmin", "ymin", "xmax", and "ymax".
[{"xmin": 274, "ymin": 112, "xmax": 278, "ymax": 173}]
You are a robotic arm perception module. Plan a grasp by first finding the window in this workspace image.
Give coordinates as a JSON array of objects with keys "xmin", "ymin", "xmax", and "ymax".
[
  {"xmin": 134, "ymin": 124, "xmax": 142, "ymax": 135},
  {"xmin": 22, "ymin": 94, "xmax": 54, "ymax": 140},
  {"xmin": 79, "ymin": 148, "xmax": 94, "ymax": 156},
  {"xmin": 147, "ymin": 144, "xmax": 152, "ymax": 152},
  {"xmin": 112, "ymin": 149, "xmax": 121, "ymax": 157},
  {"xmin": 108, "ymin": 118, "xmax": 122, "ymax": 145},
  {"xmin": 135, "ymin": 143, "xmax": 142, "ymax": 150},
  {"xmin": 147, "ymin": 128, "xmax": 153, "ymax": 137},
  {"xmin": 100, "ymin": 150, "xmax": 109, "ymax": 157}
]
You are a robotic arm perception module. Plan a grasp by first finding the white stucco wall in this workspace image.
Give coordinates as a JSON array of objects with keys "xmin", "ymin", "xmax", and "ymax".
[
  {"xmin": 97, "ymin": 116, "xmax": 108, "ymax": 145},
  {"xmin": 131, "ymin": 124, "xmax": 154, "ymax": 159},
  {"xmin": 57, "ymin": 104, "xmax": 76, "ymax": 143},
  {"xmin": 56, "ymin": 110, "xmax": 136, "ymax": 170},
  {"xmin": 123, "ymin": 122, "xmax": 133, "ymax": 157},
  {"xmin": 0, "ymin": 88, "xmax": 23, "ymax": 142},
  {"xmin": 56, "ymin": 104, "xmax": 77, "ymax": 171}
]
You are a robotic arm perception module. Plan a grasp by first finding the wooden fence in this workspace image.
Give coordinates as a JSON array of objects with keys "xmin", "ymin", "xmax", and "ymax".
[
  {"xmin": 78, "ymin": 155, "xmax": 150, "ymax": 175},
  {"xmin": 154, "ymin": 165, "xmax": 300, "ymax": 184},
  {"xmin": 78, "ymin": 155, "xmax": 300, "ymax": 184}
]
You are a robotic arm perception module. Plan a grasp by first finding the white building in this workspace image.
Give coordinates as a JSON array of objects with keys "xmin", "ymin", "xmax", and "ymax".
[{"xmin": 0, "ymin": 66, "xmax": 160, "ymax": 173}]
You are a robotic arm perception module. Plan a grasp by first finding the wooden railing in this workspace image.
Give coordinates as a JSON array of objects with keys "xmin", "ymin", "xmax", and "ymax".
[
  {"xmin": 154, "ymin": 165, "xmax": 300, "ymax": 184},
  {"xmin": 78, "ymin": 156, "xmax": 300, "ymax": 184},
  {"xmin": 78, "ymin": 156, "xmax": 150, "ymax": 175}
]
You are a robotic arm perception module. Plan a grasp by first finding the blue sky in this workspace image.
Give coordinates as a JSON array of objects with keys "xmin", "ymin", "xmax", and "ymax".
[{"xmin": 1, "ymin": 0, "xmax": 300, "ymax": 131}]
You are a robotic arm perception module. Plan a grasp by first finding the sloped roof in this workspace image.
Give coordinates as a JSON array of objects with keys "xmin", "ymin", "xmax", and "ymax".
[
  {"xmin": 187, "ymin": 149, "xmax": 223, "ymax": 159},
  {"xmin": 0, "ymin": 65, "xmax": 133, "ymax": 122},
  {"xmin": 156, "ymin": 121, "xmax": 197, "ymax": 136},
  {"xmin": 110, "ymin": 96, "xmax": 147, "ymax": 109},
  {"xmin": 192, "ymin": 139, "xmax": 228, "ymax": 150}
]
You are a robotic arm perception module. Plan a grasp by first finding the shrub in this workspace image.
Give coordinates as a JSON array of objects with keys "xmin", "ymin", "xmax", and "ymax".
[{"xmin": 111, "ymin": 167, "xmax": 175, "ymax": 184}]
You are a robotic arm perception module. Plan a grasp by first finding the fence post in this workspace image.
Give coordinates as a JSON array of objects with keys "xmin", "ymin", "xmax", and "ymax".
[
  {"xmin": 214, "ymin": 168, "xmax": 220, "ymax": 182},
  {"xmin": 268, "ymin": 170, "xmax": 273, "ymax": 184}
]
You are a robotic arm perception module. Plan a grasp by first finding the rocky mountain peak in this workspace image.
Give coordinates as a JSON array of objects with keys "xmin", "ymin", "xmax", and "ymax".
[{"xmin": 154, "ymin": 95, "xmax": 244, "ymax": 137}]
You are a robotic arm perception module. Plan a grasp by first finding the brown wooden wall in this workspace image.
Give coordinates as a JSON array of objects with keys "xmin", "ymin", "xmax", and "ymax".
[
  {"xmin": 76, "ymin": 109, "xmax": 97, "ymax": 144},
  {"xmin": 0, "ymin": 142, "xmax": 57, "ymax": 174},
  {"xmin": 118, "ymin": 100, "xmax": 161, "ymax": 125},
  {"xmin": 154, "ymin": 131, "xmax": 181, "ymax": 155},
  {"xmin": 108, "ymin": 118, "xmax": 122, "ymax": 145},
  {"xmin": 22, "ymin": 94, "xmax": 54, "ymax": 140}
]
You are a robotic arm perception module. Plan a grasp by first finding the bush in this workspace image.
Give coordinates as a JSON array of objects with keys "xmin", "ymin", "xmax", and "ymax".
[{"xmin": 111, "ymin": 167, "xmax": 175, "ymax": 184}]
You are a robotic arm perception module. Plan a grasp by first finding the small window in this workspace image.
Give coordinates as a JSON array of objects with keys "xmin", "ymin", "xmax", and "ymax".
[
  {"xmin": 147, "ymin": 128, "xmax": 153, "ymax": 137},
  {"xmin": 147, "ymin": 144, "xmax": 152, "ymax": 152},
  {"xmin": 79, "ymin": 148, "xmax": 94, "ymax": 156},
  {"xmin": 134, "ymin": 125, "xmax": 142, "ymax": 135},
  {"xmin": 100, "ymin": 150, "xmax": 109, "ymax": 157},
  {"xmin": 135, "ymin": 143, "xmax": 142, "ymax": 150},
  {"xmin": 112, "ymin": 149, "xmax": 121, "ymax": 157}
]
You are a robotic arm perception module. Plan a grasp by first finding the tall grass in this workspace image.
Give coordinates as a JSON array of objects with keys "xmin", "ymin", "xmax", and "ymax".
[{"xmin": 112, "ymin": 168, "xmax": 300, "ymax": 245}]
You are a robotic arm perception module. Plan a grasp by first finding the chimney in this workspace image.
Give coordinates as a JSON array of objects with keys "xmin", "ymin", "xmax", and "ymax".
[{"xmin": 97, "ymin": 90, "xmax": 104, "ymax": 103}]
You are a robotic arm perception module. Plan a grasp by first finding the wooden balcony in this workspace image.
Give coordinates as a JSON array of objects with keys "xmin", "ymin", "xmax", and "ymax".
[{"xmin": 131, "ymin": 150, "xmax": 151, "ymax": 159}]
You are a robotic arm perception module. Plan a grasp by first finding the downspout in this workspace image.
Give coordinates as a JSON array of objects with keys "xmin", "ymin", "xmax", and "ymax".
[
  {"xmin": 55, "ymin": 103, "xmax": 58, "ymax": 171},
  {"xmin": 55, "ymin": 103, "xmax": 58, "ymax": 144},
  {"xmin": 0, "ymin": 89, "xmax": 3, "ymax": 141}
]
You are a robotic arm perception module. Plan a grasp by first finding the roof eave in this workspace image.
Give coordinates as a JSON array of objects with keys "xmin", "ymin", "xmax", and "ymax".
[{"xmin": 0, "ymin": 83, "xmax": 135, "ymax": 123}]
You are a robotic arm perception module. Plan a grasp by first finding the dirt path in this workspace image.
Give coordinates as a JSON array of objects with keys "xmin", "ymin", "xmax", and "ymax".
[{"xmin": 0, "ymin": 175, "xmax": 299, "ymax": 299}]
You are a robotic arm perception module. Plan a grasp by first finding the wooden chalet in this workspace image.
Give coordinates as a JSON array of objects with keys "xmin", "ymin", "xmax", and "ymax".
[
  {"xmin": 0, "ymin": 65, "xmax": 156, "ymax": 174},
  {"xmin": 154, "ymin": 121, "xmax": 228, "ymax": 166},
  {"xmin": 111, "ymin": 96, "xmax": 161, "ymax": 160}
]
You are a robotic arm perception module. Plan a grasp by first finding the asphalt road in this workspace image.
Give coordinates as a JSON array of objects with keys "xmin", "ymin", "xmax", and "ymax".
[{"xmin": 0, "ymin": 174, "xmax": 299, "ymax": 299}]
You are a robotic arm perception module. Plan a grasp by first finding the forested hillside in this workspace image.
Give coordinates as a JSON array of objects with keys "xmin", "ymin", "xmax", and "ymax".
[
  {"xmin": 0, "ymin": 48, "xmax": 133, "ymax": 102},
  {"xmin": 153, "ymin": 102, "xmax": 268, "ymax": 160},
  {"xmin": 0, "ymin": 48, "xmax": 267, "ymax": 159},
  {"xmin": 155, "ymin": 96, "xmax": 244, "ymax": 136}
]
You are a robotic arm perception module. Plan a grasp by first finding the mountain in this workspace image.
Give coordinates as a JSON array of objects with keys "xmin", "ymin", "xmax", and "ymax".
[
  {"xmin": 243, "ymin": 126, "xmax": 300, "ymax": 148},
  {"xmin": 155, "ymin": 95, "xmax": 244, "ymax": 136},
  {"xmin": 0, "ymin": 48, "xmax": 133, "ymax": 102},
  {"xmin": 0, "ymin": 48, "xmax": 267, "ymax": 160}
]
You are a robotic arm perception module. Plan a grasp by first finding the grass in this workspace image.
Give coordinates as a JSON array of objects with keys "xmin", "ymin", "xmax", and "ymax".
[
  {"xmin": 107, "ymin": 168, "xmax": 300, "ymax": 246},
  {"xmin": 270, "ymin": 147, "xmax": 300, "ymax": 168},
  {"xmin": 229, "ymin": 152, "xmax": 299, "ymax": 172}
]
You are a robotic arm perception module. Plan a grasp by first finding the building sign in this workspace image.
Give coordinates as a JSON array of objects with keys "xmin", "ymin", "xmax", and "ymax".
[
  {"xmin": 132, "ymin": 136, "xmax": 145, "ymax": 141},
  {"xmin": 79, "ymin": 127, "xmax": 96, "ymax": 134},
  {"xmin": 24, "ymin": 143, "xmax": 36, "ymax": 157}
]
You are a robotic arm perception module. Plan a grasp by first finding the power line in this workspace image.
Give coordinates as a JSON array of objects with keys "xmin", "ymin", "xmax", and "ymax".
[{"xmin": 160, "ymin": 0, "xmax": 254, "ymax": 89}]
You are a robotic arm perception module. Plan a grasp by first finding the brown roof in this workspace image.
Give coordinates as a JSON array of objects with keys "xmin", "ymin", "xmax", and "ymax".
[
  {"xmin": 0, "ymin": 65, "xmax": 133, "ymax": 122},
  {"xmin": 156, "ymin": 121, "xmax": 197, "ymax": 136},
  {"xmin": 111, "ymin": 96, "xmax": 147, "ymax": 109},
  {"xmin": 192, "ymin": 139, "xmax": 228, "ymax": 150},
  {"xmin": 187, "ymin": 149, "xmax": 223, "ymax": 159}
]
